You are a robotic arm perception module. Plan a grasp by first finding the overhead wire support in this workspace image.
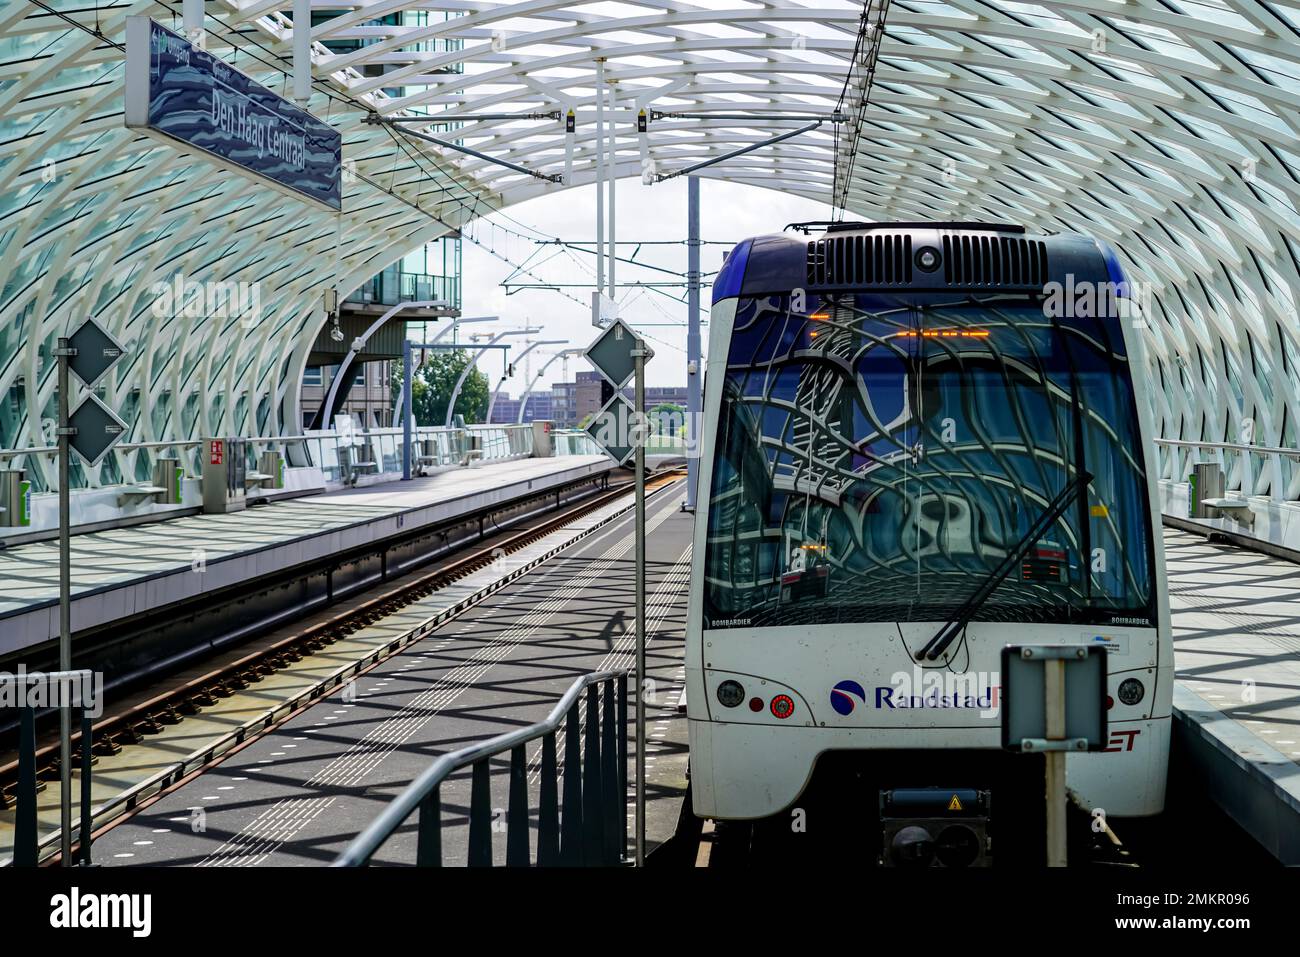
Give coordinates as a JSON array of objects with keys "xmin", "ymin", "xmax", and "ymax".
[
  {"xmin": 383, "ymin": 112, "xmax": 562, "ymax": 123},
  {"xmin": 367, "ymin": 114, "xmax": 562, "ymax": 183},
  {"xmin": 654, "ymin": 121, "xmax": 824, "ymax": 182},
  {"xmin": 833, "ymin": 0, "xmax": 893, "ymax": 214},
  {"xmin": 651, "ymin": 111, "xmax": 845, "ymax": 123}
]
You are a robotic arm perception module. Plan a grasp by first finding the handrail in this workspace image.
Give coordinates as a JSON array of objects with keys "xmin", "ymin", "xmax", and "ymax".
[
  {"xmin": 0, "ymin": 423, "xmax": 538, "ymax": 495},
  {"xmin": 1154, "ymin": 438, "xmax": 1300, "ymax": 459},
  {"xmin": 334, "ymin": 668, "xmax": 630, "ymax": 867},
  {"xmin": 0, "ymin": 424, "xmax": 536, "ymax": 458}
]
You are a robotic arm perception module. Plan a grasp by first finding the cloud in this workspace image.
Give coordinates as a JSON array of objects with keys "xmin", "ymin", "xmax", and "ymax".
[{"xmin": 461, "ymin": 177, "xmax": 832, "ymax": 395}]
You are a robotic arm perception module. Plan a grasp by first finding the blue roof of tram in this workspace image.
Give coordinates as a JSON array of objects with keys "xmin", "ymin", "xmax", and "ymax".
[{"xmin": 713, "ymin": 225, "xmax": 1126, "ymax": 304}]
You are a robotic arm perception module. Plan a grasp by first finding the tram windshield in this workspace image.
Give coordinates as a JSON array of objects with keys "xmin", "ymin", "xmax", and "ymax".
[{"xmin": 702, "ymin": 292, "xmax": 1156, "ymax": 629}]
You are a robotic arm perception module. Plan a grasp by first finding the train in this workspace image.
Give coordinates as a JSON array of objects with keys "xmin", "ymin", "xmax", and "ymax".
[{"xmin": 684, "ymin": 221, "xmax": 1172, "ymax": 866}]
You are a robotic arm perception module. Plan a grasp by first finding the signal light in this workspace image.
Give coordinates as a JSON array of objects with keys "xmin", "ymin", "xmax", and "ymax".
[
  {"xmin": 894, "ymin": 329, "xmax": 990, "ymax": 338},
  {"xmin": 770, "ymin": 694, "xmax": 795, "ymax": 719},
  {"xmin": 748, "ymin": 697, "xmax": 763, "ymax": 712}
]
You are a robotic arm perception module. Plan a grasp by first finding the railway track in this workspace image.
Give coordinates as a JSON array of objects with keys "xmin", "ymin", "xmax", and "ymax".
[{"xmin": 0, "ymin": 468, "xmax": 684, "ymax": 824}]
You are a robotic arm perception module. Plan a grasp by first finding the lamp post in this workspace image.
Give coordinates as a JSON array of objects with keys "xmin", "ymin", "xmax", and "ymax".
[
  {"xmin": 443, "ymin": 328, "xmax": 541, "ymax": 429},
  {"xmin": 318, "ymin": 299, "xmax": 446, "ymax": 432},
  {"xmin": 485, "ymin": 340, "xmax": 565, "ymax": 424},
  {"xmin": 516, "ymin": 349, "xmax": 583, "ymax": 424},
  {"xmin": 401, "ymin": 316, "xmax": 497, "ymax": 480}
]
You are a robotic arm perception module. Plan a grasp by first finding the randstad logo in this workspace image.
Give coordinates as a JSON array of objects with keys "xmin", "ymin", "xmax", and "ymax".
[
  {"xmin": 875, "ymin": 668, "xmax": 1001, "ymax": 718},
  {"xmin": 830, "ymin": 679, "xmax": 866, "ymax": 716}
]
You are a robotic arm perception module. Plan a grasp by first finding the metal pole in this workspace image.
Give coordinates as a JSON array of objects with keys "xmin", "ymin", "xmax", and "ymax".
[
  {"xmin": 14, "ymin": 706, "xmax": 36, "ymax": 867},
  {"xmin": 79, "ymin": 706, "xmax": 92, "ymax": 865},
  {"xmin": 634, "ymin": 345, "xmax": 647, "ymax": 866},
  {"xmin": 1045, "ymin": 659, "xmax": 1067, "ymax": 866},
  {"xmin": 608, "ymin": 81, "xmax": 617, "ymax": 295},
  {"xmin": 293, "ymin": 0, "xmax": 312, "ymax": 106},
  {"xmin": 685, "ymin": 176, "xmax": 702, "ymax": 511},
  {"xmin": 595, "ymin": 59, "xmax": 606, "ymax": 296},
  {"xmin": 402, "ymin": 338, "xmax": 413, "ymax": 480},
  {"xmin": 56, "ymin": 337, "xmax": 72, "ymax": 866}
]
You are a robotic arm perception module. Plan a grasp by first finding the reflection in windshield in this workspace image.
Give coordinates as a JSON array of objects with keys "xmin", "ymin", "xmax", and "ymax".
[{"xmin": 704, "ymin": 293, "xmax": 1154, "ymax": 629}]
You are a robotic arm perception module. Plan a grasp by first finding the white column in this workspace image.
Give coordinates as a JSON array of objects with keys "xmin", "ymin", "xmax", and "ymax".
[
  {"xmin": 608, "ymin": 80, "xmax": 617, "ymax": 296},
  {"xmin": 595, "ymin": 59, "xmax": 606, "ymax": 296},
  {"xmin": 183, "ymin": 0, "xmax": 204, "ymax": 48},
  {"xmin": 293, "ymin": 0, "xmax": 312, "ymax": 106}
]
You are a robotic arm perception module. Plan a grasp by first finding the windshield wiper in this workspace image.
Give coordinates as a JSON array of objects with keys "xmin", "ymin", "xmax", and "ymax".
[{"xmin": 915, "ymin": 469, "xmax": 1093, "ymax": 662}]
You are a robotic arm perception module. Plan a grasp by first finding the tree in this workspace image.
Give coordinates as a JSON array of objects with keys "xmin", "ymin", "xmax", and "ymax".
[
  {"xmin": 390, "ymin": 350, "xmax": 490, "ymax": 426},
  {"xmin": 649, "ymin": 402, "xmax": 686, "ymax": 436}
]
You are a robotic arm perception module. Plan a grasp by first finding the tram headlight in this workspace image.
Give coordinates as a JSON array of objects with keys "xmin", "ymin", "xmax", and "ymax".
[
  {"xmin": 716, "ymin": 679, "xmax": 745, "ymax": 708},
  {"xmin": 1117, "ymin": 677, "xmax": 1145, "ymax": 706}
]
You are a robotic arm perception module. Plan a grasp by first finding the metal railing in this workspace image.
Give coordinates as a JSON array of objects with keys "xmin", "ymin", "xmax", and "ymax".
[
  {"xmin": 7, "ymin": 671, "xmax": 96, "ymax": 867},
  {"xmin": 551, "ymin": 429, "xmax": 605, "ymax": 457},
  {"xmin": 334, "ymin": 669, "xmax": 629, "ymax": 867},
  {"xmin": 345, "ymin": 270, "xmax": 462, "ymax": 311},
  {"xmin": 1154, "ymin": 438, "xmax": 1300, "ymax": 504},
  {"xmin": 0, "ymin": 424, "xmax": 537, "ymax": 494}
]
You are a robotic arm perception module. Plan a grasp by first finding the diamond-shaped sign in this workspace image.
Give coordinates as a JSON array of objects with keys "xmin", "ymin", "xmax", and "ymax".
[
  {"xmin": 67, "ymin": 394, "xmax": 128, "ymax": 467},
  {"xmin": 584, "ymin": 318, "xmax": 653, "ymax": 392},
  {"xmin": 67, "ymin": 317, "xmax": 126, "ymax": 388},
  {"xmin": 584, "ymin": 392, "xmax": 637, "ymax": 466}
]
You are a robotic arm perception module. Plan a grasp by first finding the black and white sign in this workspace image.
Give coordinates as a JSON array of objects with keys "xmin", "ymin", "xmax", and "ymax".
[
  {"xmin": 584, "ymin": 318, "xmax": 653, "ymax": 391},
  {"xmin": 66, "ymin": 317, "xmax": 125, "ymax": 389},
  {"xmin": 584, "ymin": 393, "xmax": 637, "ymax": 466},
  {"xmin": 68, "ymin": 395, "xmax": 128, "ymax": 467}
]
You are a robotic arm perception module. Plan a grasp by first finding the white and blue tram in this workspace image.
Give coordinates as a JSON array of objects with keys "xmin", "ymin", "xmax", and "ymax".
[{"xmin": 685, "ymin": 222, "xmax": 1171, "ymax": 865}]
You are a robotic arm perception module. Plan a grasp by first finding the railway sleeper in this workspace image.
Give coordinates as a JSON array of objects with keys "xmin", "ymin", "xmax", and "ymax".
[{"xmin": 134, "ymin": 717, "xmax": 163, "ymax": 735}]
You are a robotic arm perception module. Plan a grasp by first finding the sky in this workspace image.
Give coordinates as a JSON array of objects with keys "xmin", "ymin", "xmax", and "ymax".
[{"xmin": 458, "ymin": 177, "xmax": 833, "ymax": 396}]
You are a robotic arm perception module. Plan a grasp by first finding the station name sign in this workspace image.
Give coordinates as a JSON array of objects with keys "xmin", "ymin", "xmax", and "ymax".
[{"xmin": 124, "ymin": 17, "xmax": 342, "ymax": 211}]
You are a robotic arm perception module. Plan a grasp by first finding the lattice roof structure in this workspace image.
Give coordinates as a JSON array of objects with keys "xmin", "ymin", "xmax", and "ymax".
[{"xmin": 1, "ymin": 0, "xmax": 1298, "ymax": 497}]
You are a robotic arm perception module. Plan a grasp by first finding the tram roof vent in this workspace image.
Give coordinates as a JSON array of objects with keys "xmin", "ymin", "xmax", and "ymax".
[
  {"xmin": 806, "ymin": 232, "xmax": 914, "ymax": 287},
  {"xmin": 941, "ymin": 234, "xmax": 1049, "ymax": 288}
]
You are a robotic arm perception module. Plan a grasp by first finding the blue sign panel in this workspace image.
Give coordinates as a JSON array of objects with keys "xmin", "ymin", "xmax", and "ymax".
[{"xmin": 125, "ymin": 17, "xmax": 342, "ymax": 210}]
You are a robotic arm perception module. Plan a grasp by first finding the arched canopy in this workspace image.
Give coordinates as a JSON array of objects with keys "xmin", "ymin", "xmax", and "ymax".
[{"xmin": 1, "ymin": 0, "xmax": 1297, "ymax": 490}]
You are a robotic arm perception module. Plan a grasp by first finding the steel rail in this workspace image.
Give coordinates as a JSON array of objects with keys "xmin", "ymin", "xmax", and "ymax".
[{"xmin": 3, "ymin": 469, "xmax": 684, "ymax": 866}]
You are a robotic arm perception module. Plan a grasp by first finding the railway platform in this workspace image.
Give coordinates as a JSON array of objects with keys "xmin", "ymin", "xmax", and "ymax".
[
  {"xmin": 72, "ymin": 478, "xmax": 692, "ymax": 866},
  {"xmin": 1167, "ymin": 528, "xmax": 1300, "ymax": 864},
  {"xmin": 0, "ymin": 455, "xmax": 612, "ymax": 669},
  {"xmin": 7, "ymin": 495, "xmax": 1300, "ymax": 870}
]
